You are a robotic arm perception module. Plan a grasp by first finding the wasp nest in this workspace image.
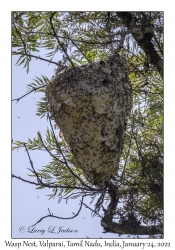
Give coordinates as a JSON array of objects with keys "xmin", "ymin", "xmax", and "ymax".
[{"xmin": 45, "ymin": 53, "xmax": 132, "ymax": 187}]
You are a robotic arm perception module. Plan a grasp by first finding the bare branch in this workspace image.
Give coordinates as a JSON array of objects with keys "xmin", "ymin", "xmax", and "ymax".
[
  {"xmin": 49, "ymin": 12, "xmax": 75, "ymax": 67},
  {"xmin": 30, "ymin": 195, "xmax": 85, "ymax": 227},
  {"xmin": 12, "ymin": 85, "xmax": 46, "ymax": 102},
  {"xmin": 61, "ymin": 29, "xmax": 90, "ymax": 62},
  {"xmin": 82, "ymin": 202, "xmax": 103, "ymax": 219}
]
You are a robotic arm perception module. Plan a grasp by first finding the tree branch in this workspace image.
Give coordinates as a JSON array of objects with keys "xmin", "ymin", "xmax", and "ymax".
[
  {"xmin": 82, "ymin": 202, "xmax": 103, "ymax": 218},
  {"xmin": 12, "ymin": 20, "xmax": 27, "ymax": 54},
  {"xmin": 49, "ymin": 12, "xmax": 75, "ymax": 67},
  {"xmin": 30, "ymin": 195, "xmax": 86, "ymax": 227},
  {"xmin": 61, "ymin": 29, "xmax": 90, "ymax": 62},
  {"xmin": 116, "ymin": 12, "xmax": 163, "ymax": 78},
  {"xmin": 119, "ymin": 114, "xmax": 134, "ymax": 184},
  {"xmin": 101, "ymin": 220, "xmax": 163, "ymax": 235},
  {"xmin": 13, "ymin": 143, "xmax": 101, "ymax": 192},
  {"xmin": 101, "ymin": 182, "xmax": 163, "ymax": 235},
  {"xmin": 12, "ymin": 85, "xmax": 46, "ymax": 102},
  {"xmin": 12, "ymin": 174, "xmax": 92, "ymax": 191},
  {"xmin": 12, "ymin": 51, "xmax": 58, "ymax": 66}
]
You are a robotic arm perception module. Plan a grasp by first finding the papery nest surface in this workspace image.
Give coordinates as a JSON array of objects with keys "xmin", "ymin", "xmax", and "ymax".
[{"xmin": 46, "ymin": 53, "xmax": 132, "ymax": 187}]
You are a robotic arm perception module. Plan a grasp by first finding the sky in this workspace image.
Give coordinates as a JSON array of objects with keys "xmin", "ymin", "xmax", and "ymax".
[{"xmin": 0, "ymin": 2, "xmax": 175, "ymax": 248}]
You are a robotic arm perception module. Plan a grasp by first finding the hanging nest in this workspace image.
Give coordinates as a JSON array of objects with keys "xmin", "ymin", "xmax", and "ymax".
[{"xmin": 45, "ymin": 53, "xmax": 132, "ymax": 188}]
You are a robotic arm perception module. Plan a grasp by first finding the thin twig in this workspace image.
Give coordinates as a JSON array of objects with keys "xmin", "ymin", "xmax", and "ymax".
[
  {"xmin": 37, "ymin": 132, "xmax": 66, "ymax": 165},
  {"xmin": 30, "ymin": 195, "xmax": 86, "ymax": 227},
  {"xmin": 12, "ymin": 21, "xmax": 27, "ymax": 54},
  {"xmin": 17, "ymin": 30, "xmax": 121, "ymax": 45},
  {"xmin": 49, "ymin": 12, "xmax": 75, "ymax": 67},
  {"xmin": 12, "ymin": 85, "xmax": 46, "ymax": 102},
  {"xmin": 152, "ymin": 32, "xmax": 163, "ymax": 56},
  {"xmin": 61, "ymin": 29, "xmax": 90, "ymax": 62},
  {"xmin": 119, "ymin": 114, "xmax": 135, "ymax": 184},
  {"xmin": 82, "ymin": 202, "xmax": 103, "ymax": 218},
  {"xmin": 12, "ymin": 21, "xmax": 58, "ymax": 68},
  {"xmin": 12, "ymin": 51, "xmax": 58, "ymax": 66},
  {"xmin": 12, "ymin": 174, "xmax": 93, "ymax": 191}
]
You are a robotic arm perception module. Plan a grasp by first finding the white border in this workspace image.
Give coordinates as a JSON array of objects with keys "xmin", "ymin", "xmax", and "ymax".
[{"xmin": 0, "ymin": 1, "xmax": 174, "ymax": 248}]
